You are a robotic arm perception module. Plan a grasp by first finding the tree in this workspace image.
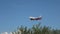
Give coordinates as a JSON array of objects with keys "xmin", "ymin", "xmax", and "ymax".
[{"xmin": 12, "ymin": 23, "xmax": 60, "ymax": 34}]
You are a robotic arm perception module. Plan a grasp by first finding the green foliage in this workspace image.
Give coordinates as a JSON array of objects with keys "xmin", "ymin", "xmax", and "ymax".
[{"xmin": 12, "ymin": 23, "xmax": 60, "ymax": 34}]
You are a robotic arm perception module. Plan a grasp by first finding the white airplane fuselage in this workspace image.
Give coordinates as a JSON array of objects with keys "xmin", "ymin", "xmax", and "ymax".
[{"xmin": 29, "ymin": 16, "xmax": 42, "ymax": 20}]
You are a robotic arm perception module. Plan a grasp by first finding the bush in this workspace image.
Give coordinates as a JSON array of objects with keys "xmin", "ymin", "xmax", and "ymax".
[{"xmin": 12, "ymin": 23, "xmax": 60, "ymax": 34}]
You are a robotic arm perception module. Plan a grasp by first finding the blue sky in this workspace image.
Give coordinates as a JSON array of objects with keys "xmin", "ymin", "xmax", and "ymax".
[{"xmin": 0, "ymin": 0, "xmax": 60, "ymax": 32}]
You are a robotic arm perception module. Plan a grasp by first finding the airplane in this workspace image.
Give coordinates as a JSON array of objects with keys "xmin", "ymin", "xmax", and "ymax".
[{"xmin": 29, "ymin": 16, "xmax": 42, "ymax": 20}]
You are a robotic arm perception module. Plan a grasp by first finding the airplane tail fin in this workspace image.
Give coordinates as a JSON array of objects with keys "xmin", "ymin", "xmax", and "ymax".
[{"xmin": 39, "ymin": 16, "xmax": 42, "ymax": 18}]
